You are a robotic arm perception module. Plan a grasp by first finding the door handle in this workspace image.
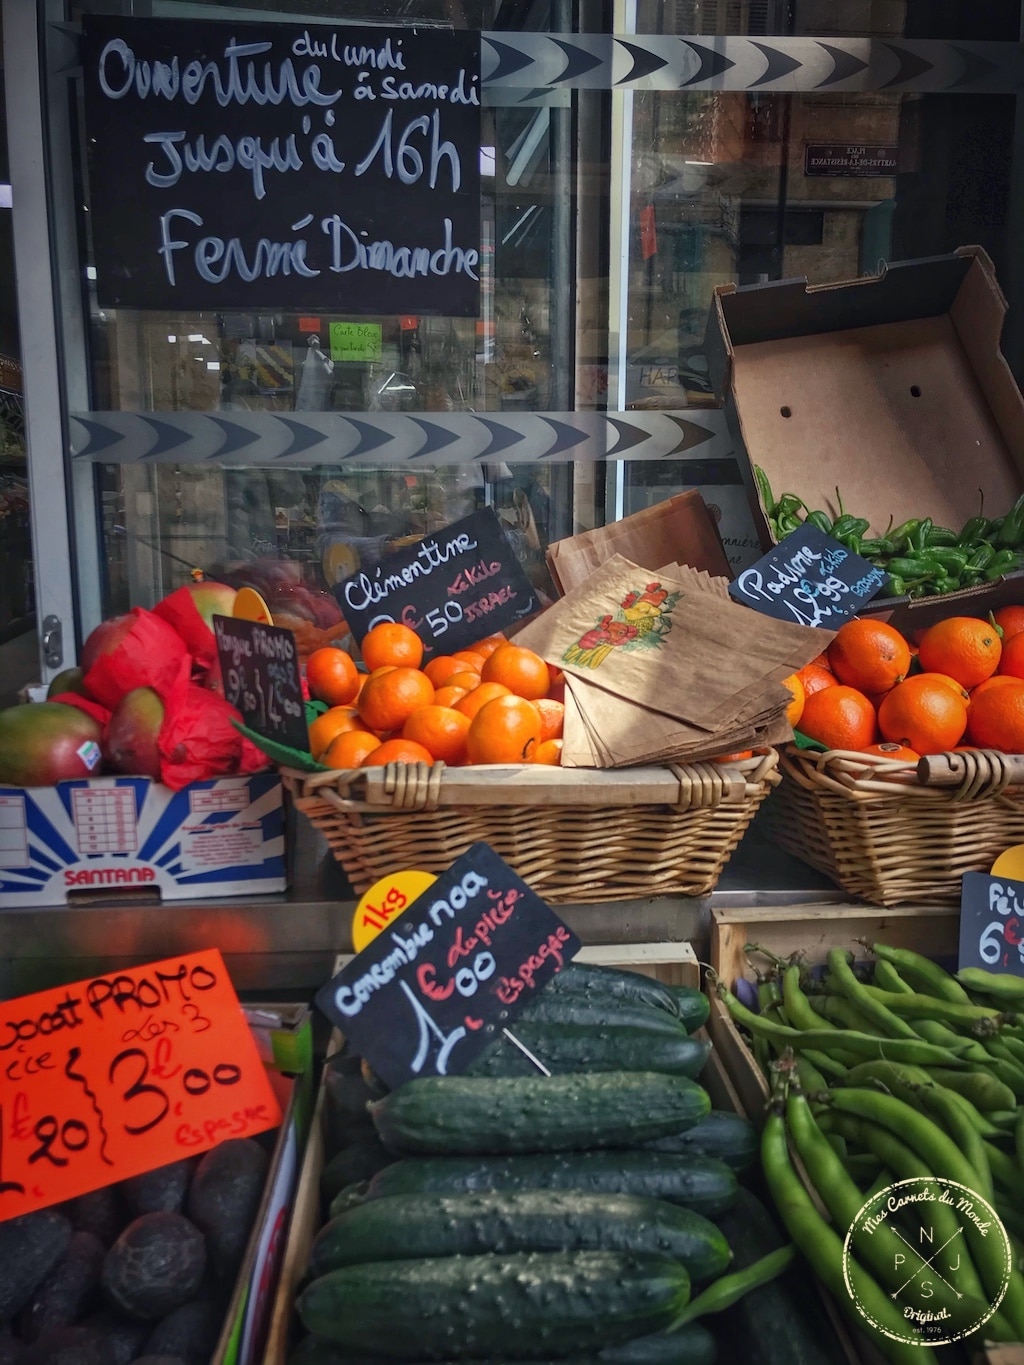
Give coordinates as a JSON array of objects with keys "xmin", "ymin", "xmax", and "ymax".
[{"xmin": 42, "ymin": 614, "xmax": 63, "ymax": 669}]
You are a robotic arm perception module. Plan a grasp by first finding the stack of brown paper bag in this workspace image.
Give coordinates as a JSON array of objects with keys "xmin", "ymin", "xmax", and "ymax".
[{"xmin": 514, "ymin": 554, "xmax": 832, "ymax": 767}]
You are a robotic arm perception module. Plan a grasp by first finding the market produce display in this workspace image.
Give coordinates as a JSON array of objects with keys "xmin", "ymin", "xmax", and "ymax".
[
  {"xmin": 717, "ymin": 944, "xmax": 1024, "ymax": 1358},
  {"xmin": 756, "ymin": 466, "xmax": 1024, "ymax": 599},
  {"xmin": 285, "ymin": 962, "xmax": 818, "ymax": 1365},
  {"xmin": 790, "ymin": 609, "xmax": 1024, "ymax": 755},
  {"xmin": 0, "ymin": 1139, "xmax": 269, "ymax": 1362}
]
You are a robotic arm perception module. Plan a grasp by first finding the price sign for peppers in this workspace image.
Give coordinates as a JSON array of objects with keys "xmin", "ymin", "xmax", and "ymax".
[
  {"xmin": 0, "ymin": 950, "xmax": 281, "ymax": 1220},
  {"xmin": 729, "ymin": 525, "xmax": 889, "ymax": 627},
  {"xmin": 316, "ymin": 843, "xmax": 582, "ymax": 1088}
]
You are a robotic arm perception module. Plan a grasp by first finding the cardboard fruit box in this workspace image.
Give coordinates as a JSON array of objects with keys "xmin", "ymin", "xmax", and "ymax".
[{"xmin": 706, "ymin": 245, "xmax": 1024, "ymax": 625}]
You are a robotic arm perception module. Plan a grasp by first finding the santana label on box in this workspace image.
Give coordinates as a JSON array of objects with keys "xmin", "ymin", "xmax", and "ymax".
[
  {"xmin": 335, "ymin": 508, "xmax": 541, "ymax": 659},
  {"xmin": 0, "ymin": 950, "xmax": 282, "ymax": 1221},
  {"xmin": 959, "ymin": 871, "xmax": 1024, "ymax": 974},
  {"xmin": 728, "ymin": 525, "xmax": 888, "ymax": 627},
  {"xmin": 316, "ymin": 843, "xmax": 582, "ymax": 1088}
]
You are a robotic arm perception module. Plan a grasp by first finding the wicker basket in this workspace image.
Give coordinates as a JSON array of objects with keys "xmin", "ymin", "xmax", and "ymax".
[
  {"xmin": 763, "ymin": 745, "xmax": 1024, "ymax": 906},
  {"xmin": 281, "ymin": 751, "xmax": 780, "ymax": 903}
]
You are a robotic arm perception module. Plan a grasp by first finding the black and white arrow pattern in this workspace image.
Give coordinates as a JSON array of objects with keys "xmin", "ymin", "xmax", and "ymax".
[
  {"xmin": 480, "ymin": 33, "xmax": 1024, "ymax": 96},
  {"xmin": 69, "ymin": 409, "xmax": 734, "ymax": 467}
]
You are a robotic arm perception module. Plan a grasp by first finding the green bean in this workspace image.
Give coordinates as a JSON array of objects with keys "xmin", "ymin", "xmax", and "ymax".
[
  {"xmin": 1016, "ymin": 1112, "xmax": 1024, "ymax": 1178},
  {"xmin": 927, "ymin": 1067, "xmax": 1017, "ymax": 1115},
  {"xmin": 933, "ymin": 1085, "xmax": 1005, "ymax": 1140},
  {"xmin": 958, "ymin": 967, "xmax": 1024, "ymax": 1004},
  {"xmin": 783, "ymin": 965, "xmax": 839, "ymax": 1032},
  {"xmin": 794, "ymin": 1053, "xmax": 828, "ymax": 1095},
  {"xmin": 917, "ymin": 1086, "xmax": 994, "ymax": 1198},
  {"xmin": 761, "ymin": 1102, "xmax": 938, "ymax": 1363},
  {"xmin": 802, "ymin": 1047, "xmax": 849, "ymax": 1081},
  {"xmin": 826, "ymin": 950, "xmax": 920, "ymax": 1039},
  {"xmin": 983, "ymin": 1139, "xmax": 1022, "ymax": 1200},
  {"xmin": 873, "ymin": 959, "xmax": 913, "ymax": 994},
  {"xmin": 843, "ymin": 1153, "xmax": 882, "ymax": 1183},
  {"xmin": 858, "ymin": 982, "xmax": 1004, "ymax": 1028},
  {"xmin": 843, "ymin": 1059, "xmax": 931, "ymax": 1104},
  {"xmin": 671, "ymin": 1245, "xmax": 794, "ymax": 1327},
  {"xmin": 862, "ymin": 943, "xmax": 972, "ymax": 1004},
  {"xmin": 811, "ymin": 992, "xmax": 880, "ymax": 1032}
]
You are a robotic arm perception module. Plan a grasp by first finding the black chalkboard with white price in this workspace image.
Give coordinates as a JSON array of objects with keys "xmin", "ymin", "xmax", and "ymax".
[
  {"xmin": 336, "ymin": 508, "xmax": 541, "ymax": 659},
  {"xmin": 728, "ymin": 525, "xmax": 889, "ymax": 628},
  {"xmin": 316, "ymin": 843, "xmax": 582, "ymax": 1089},
  {"xmin": 80, "ymin": 16, "xmax": 481, "ymax": 314},
  {"xmin": 213, "ymin": 615, "xmax": 307, "ymax": 749},
  {"xmin": 959, "ymin": 871, "xmax": 1024, "ymax": 975}
]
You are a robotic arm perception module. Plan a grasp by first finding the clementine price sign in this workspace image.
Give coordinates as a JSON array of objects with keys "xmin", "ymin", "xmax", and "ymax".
[{"xmin": 0, "ymin": 949, "xmax": 282, "ymax": 1221}]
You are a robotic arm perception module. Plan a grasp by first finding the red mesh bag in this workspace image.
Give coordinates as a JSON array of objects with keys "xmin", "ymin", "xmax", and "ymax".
[
  {"xmin": 82, "ymin": 608, "xmax": 190, "ymax": 710},
  {"xmin": 157, "ymin": 659, "xmax": 270, "ymax": 790},
  {"xmin": 152, "ymin": 582, "xmax": 236, "ymax": 681},
  {"xmin": 47, "ymin": 692, "xmax": 112, "ymax": 730}
]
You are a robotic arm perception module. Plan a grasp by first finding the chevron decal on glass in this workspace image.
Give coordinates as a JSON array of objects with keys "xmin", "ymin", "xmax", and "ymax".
[
  {"xmin": 409, "ymin": 418, "xmax": 462, "ymax": 458},
  {"xmin": 481, "ymin": 36, "xmax": 535, "ymax": 82},
  {"xmin": 614, "ymin": 38, "xmax": 670, "ymax": 85},
  {"xmin": 680, "ymin": 40, "xmax": 736, "ymax": 86},
  {"xmin": 747, "ymin": 39, "xmax": 803, "ymax": 88},
  {"xmin": 951, "ymin": 44, "xmax": 1000, "ymax": 88},
  {"xmin": 338, "ymin": 417, "xmax": 395, "ymax": 457},
  {"xmin": 881, "ymin": 42, "xmax": 936, "ymax": 89},
  {"xmin": 538, "ymin": 417, "xmax": 590, "ymax": 457},
  {"xmin": 139, "ymin": 416, "xmax": 192, "ymax": 458},
  {"xmin": 551, "ymin": 36, "xmax": 605, "ymax": 82},
  {"xmin": 815, "ymin": 41, "xmax": 870, "ymax": 87},
  {"xmin": 70, "ymin": 416, "xmax": 125, "ymax": 458},
  {"xmin": 276, "ymin": 417, "xmax": 330, "ymax": 458},
  {"xmin": 476, "ymin": 418, "xmax": 527, "ymax": 456},
  {"xmin": 208, "ymin": 418, "xmax": 261, "ymax": 458}
]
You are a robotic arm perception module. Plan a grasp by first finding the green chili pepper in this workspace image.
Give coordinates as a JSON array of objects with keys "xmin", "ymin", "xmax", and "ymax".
[
  {"xmin": 831, "ymin": 514, "xmax": 866, "ymax": 541},
  {"xmin": 767, "ymin": 515, "xmax": 781, "ymax": 541},
  {"xmin": 910, "ymin": 517, "xmax": 933, "ymax": 553},
  {"xmin": 997, "ymin": 492, "xmax": 1024, "ymax": 547},
  {"xmin": 925, "ymin": 546, "xmax": 971, "ymax": 573},
  {"xmin": 842, "ymin": 535, "xmax": 862, "ymax": 556},
  {"xmin": 986, "ymin": 549, "xmax": 1017, "ymax": 580},
  {"xmin": 888, "ymin": 518, "xmax": 920, "ymax": 544},
  {"xmin": 959, "ymin": 515, "xmax": 991, "ymax": 545},
  {"xmin": 777, "ymin": 512, "xmax": 803, "ymax": 535},
  {"xmin": 879, "ymin": 575, "xmax": 906, "ymax": 597},
  {"xmin": 804, "ymin": 510, "xmax": 833, "ymax": 535},
  {"xmin": 775, "ymin": 493, "xmax": 805, "ymax": 517},
  {"xmin": 886, "ymin": 557, "xmax": 938, "ymax": 580},
  {"xmin": 859, "ymin": 537, "xmax": 897, "ymax": 557},
  {"xmin": 925, "ymin": 526, "xmax": 959, "ymax": 547},
  {"xmin": 753, "ymin": 464, "xmax": 776, "ymax": 514},
  {"xmin": 966, "ymin": 543, "xmax": 997, "ymax": 573}
]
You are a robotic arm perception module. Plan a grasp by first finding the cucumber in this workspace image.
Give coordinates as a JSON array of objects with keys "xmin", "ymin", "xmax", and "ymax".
[
  {"xmin": 644, "ymin": 1109, "xmax": 758, "ymax": 1172},
  {"xmin": 369, "ymin": 1072, "xmax": 710, "ymax": 1155},
  {"xmin": 320, "ymin": 1135, "xmax": 394, "ymax": 1202},
  {"xmin": 331, "ymin": 1150, "xmax": 737, "ymax": 1219},
  {"xmin": 666, "ymin": 985, "xmax": 710, "ymax": 1034},
  {"xmin": 515, "ymin": 992, "xmax": 691, "ymax": 1034},
  {"xmin": 466, "ymin": 1024, "xmax": 710, "ymax": 1079},
  {"xmin": 288, "ymin": 1324, "xmax": 716, "ymax": 1365},
  {"xmin": 310, "ymin": 1191, "xmax": 730, "ymax": 1283},
  {"xmin": 548, "ymin": 962, "xmax": 683, "ymax": 1016},
  {"xmin": 297, "ymin": 1250, "xmax": 691, "ymax": 1359}
]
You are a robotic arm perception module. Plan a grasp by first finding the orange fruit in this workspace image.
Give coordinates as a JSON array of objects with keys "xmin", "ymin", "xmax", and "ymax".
[
  {"xmin": 809, "ymin": 652, "xmax": 832, "ymax": 671},
  {"xmin": 918, "ymin": 616, "xmax": 1001, "ymax": 689},
  {"xmin": 999, "ymin": 631, "xmax": 1024, "ymax": 681},
  {"xmin": 993, "ymin": 605, "xmax": 1024, "ymax": 642},
  {"xmin": 481, "ymin": 643, "xmax": 551, "ymax": 701},
  {"xmin": 827, "ymin": 619, "xmax": 912, "ymax": 695},
  {"xmin": 447, "ymin": 669, "xmax": 482, "ymax": 693},
  {"xmin": 358, "ymin": 666, "xmax": 434, "ymax": 733},
  {"xmin": 797, "ymin": 663, "xmax": 837, "ymax": 699},
  {"xmin": 966, "ymin": 678, "xmax": 1024, "ymax": 751},
  {"xmin": 423, "ymin": 655, "xmax": 466, "ymax": 688},
  {"xmin": 534, "ymin": 698, "xmax": 565, "ymax": 742},
  {"xmin": 783, "ymin": 673, "xmax": 805, "ymax": 729},
  {"xmin": 361, "ymin": 737, "xmax": 435, "ymax": 766},
  {"xmin": 548, "ymin": 673, "xmax": 567, "ymax": 704},
  {"xmin": 863, "ymin": 741, "xmax": 921, "ymax": 762},
  {"xmin": 322, "ymin": 729, "xmax": 382, "ymax": 768},
  {"xmin": 798, "ymin": 685, "xmax": 878, "ymax": 752},
  {"xmin": 466, "ymin": 695, "xmax": 543, "ymax": 764},
  {"xmin": 878, "ymin": 675, "xmax": 968, "ymax": 754},
  {"xmin": 433, "ymin": 684, "xmax": 470, "ymax": 708},
  {"xmin": 451, "ymin": 650, "xmax": 488, "ymax": 673},
  {"xmin": 308, "ymin": 705, "xmax": 369, "ymax": 759},
  {"xmin": 473, "ymin": 635, "xmax": 507, "ymax": 659},
  {"xmin": 913, "ymin": 672, "xmax": 970, "ymax": 704},
  {"xmin": 534, "ymin": 738, "xmax": 563, "ymax": 765},
  {"xmin": 972, "ymin": 675, "xmax": 1022, "ymax": 701},
  {"xmin": 402, "ymin": 705, "xmax": 471, "ymax": 765},
  {"xmin": 305, "ymin": 647, "xmax": 360, "ymax": 707},
  {"xmin": 711, "ymin": 750, "xmax": 754, "ymax": 763},
  {"xmin": 361, "ymin": 622, "xmax": 424, "ymax": 672},
  {"xmin": 455, "ymin": 681, "xmax": 512, "ymax": 720}
]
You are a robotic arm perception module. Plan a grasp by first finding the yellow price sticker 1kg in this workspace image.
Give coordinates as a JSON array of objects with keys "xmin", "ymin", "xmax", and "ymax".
[{"xmin": 352, "ymin": 870, "xmax": 436, "ymax": 952}]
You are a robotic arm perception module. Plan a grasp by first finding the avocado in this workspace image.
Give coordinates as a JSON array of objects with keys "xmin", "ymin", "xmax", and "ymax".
[
  {"xmin": 100, "ymin": 1212, "xmax": 206, "ymax": 1321},
  {"xmin": 319, "ymin": 1135, "xmax": 392, "ymax": 1202},
  {"xmin": 0, "ymin": 1210, "xmax": 72, "ymax": 1321},
  {"xmin": 20, "ymin": 1325, "xmax": 110, "ymax": 1365},
  {"xmin": 79, "ymin": 1308, "xmax": 149, "ymax": 1365},
  {"xmin": 322, "ymin": 1066, "xmax": 376, "ymax": 1154},
  {"xmin": 142, "ymin": 1297, "xmax": 223, "ymax": 1365},
  {"xmin": 186, "ymin": 1139, "xmax": 267, "ymax": 1281},
  {"xmin": 120, "ymin": 1159, "xmax": 196, "ymax": 1218},
  {"xmin": 16, "ymin": 1231, "xmax": 104, "ymax": 1343},
  {"xmin": 62, "ymin": 1186, "xmax": 124, "ymax": 1248}
]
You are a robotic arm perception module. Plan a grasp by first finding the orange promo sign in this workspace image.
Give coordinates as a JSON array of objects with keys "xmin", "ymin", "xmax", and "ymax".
[{"xmin": 0, "ymin": 950, "xmax": 282, "ymax": 1221}]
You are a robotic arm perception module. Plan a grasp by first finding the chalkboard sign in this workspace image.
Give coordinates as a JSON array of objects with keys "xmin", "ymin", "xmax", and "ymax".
[
  {"xmin": 728, "ymin": 526, "xmax": 889, "ymax": 628},
  {"xmin": 315, "ymin": 843, "xmax": 582, "ymax": 1089},
  {"xmin": 960, "ymin": 871, "xmax": 1024, "ymax": 974},
  {"xmin": 80, "ymin": 16, "xmax": 481, "ymax": 315},
  {"xmin": 213, "ymin": 615, "xmax": 307, "ymax": 749},
  {"xmin": 336, "ymin": 508, "xmax": 541, "ymax": 659}
]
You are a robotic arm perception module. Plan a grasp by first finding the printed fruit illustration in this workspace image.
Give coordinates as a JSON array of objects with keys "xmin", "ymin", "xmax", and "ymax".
[
  {"xmin": 878, "ymin": 675, "xmax": 968, "ymax": 754},
  {"xmin": 0, "ymin": 703, "xmax": 103, "ymax": 786},
  {"xmin": 466, "ymin": 695, "xmax": 543, "ymax": 764},
  {"xmin": 917, "ymin": 616, "xmax": 1001, "ymax": 689},
  {"xmin": 306, "ymin": 647, "xmax": 360, "ymax": 707},
  {"xmin": 103, "ymin": 687, "xmax": 165, "ymax": 781},
  {"xmin": 358, "ymin": 667, "xmax": 434, "ymax": 733},
  {"xmin": 827, "ymin": 619, "xmax": 911, "ymax": 695},
  {"xmin": 966, "ymin": 679, "xmax": 1024, "ymax": 751},
  {"xmin": 798, "ymin": 686, "xmax": 878, "ymax": 752},
  {"xmin": 361, "ymin": 622, "xmax": 424, "ymax": 672},
  {"xmin": 481, "ymin": 644, "xmax": 551, "ymax": 701}
]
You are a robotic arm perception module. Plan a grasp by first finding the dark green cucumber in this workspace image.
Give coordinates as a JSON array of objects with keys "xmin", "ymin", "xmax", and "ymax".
[
  {"xmin": 369, "ymin": 1071, "xmax": 710, "ymax": 1155},
  {"xmin": 515, "ymin": 992, "xmax": 690, "ymax": 1034},
  {"xmin": 666, "ymin": 985, "xmax": 710, "ymax": 1034},
  {"xmin": 297, "ymin": 1251, "xmax": 690, "ymax": 1359},
  {"xmin": 331, "ymin": 1150, "xmax": 737, "ymax": 1219},
  {"xmin": 644, "ymin": 1109, "xmax": 758, "ymax": 1172},
  {"xmin": 288, "ymin": 1324, "xmax": 716, "ymax": 1365},
  {"xmin": 466, "ymin": 1024, "xmax": 709, "ymax": 1079},
  {"xmin": 548, "ymin": 962, "xmax": 682, "ymax": 1017},
  {"xmin": 310, "ymin": 1191, "xmax": 730, "ymax": 1282},
  {"xmin": 319, "ymin": 1135, "xmax": 393, "ymax": 1201}
]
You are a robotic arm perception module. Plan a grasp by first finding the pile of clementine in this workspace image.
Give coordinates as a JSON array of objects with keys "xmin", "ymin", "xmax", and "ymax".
[
  {"xmin": 789, "ymin": 605, "xmax": 1024, "ymax": 758},
  {"xmin": 304, "ymin": 624, "xmax": 566, "ymax": 769}
]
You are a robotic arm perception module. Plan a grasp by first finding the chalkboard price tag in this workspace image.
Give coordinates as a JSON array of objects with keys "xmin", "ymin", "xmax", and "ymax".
[
  {"xmin": 0, "ymin": 950, "xmax": 282, "ymax": 1222},
  {"xmin": 315, "ymin": 843, "xmax": 582, "ymax": 1089},
  {"xmin": 728, "ymin": 525, "xmax": 889, "ymax": 628},
  {"xmin": 336, "ymin": 508, "xmax": 541, "ymax": 660},
  {"xmin": 959, "ymin": 871, "xmax": 1024, "ymax": 974},
  {"xmin": 214, "ymin": 616, "xmax": 307, "ymax": 749}
]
